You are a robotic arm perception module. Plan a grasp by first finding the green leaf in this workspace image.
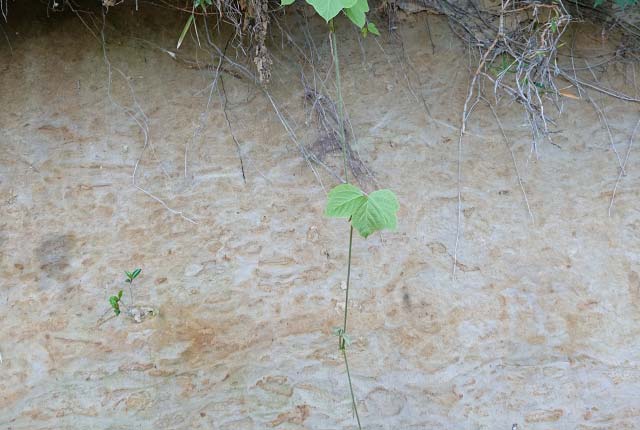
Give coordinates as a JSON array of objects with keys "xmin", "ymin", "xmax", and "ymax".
[
  {"xmin": 593, "ymin": 0, "xmax": 604, "ymax": 6},
  {"xmin": 281, "ymin": 0, "xmax": 296, "ymax": 5},
  {"xmin": 350, "ymin": 189, "xmax": 399, "ymax": 238},
  {"xmin": 342, "ymin": 333, "xmax": 351, "ymax": 346},
  {"xmin": 109, "ymin": 295, "xmax": 121, "ymax": 316},
  {"xmin": 325, "ymin": 184, "xmax": 399, "ymax": 238},
  {"xmin": 366, "ymin": 21, "xmax": 380, "ymax": 36},
  {"xmin": 177, "ymin": 14, "xmax": 195, "ymax": 50},
  {"xmin": 132, "ymin": 268, "xmax": 142, "ymax": 279},
  {"xmin": 325, "ymin": 184, "xmax": 367, "ymax": 218},
  {"xmin": 344, "ymin": 0, "xmax": 369, "ymax": 28},
  {"xmin": 306, "ymin": 0, "xmax": 358, "ymax": 22},
  {"xmin": 118, "ymin": 290, "xmax": 123, "ymax": 299}
]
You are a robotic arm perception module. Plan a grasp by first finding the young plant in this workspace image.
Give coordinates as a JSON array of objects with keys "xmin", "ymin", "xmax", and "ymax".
[
  {"xmin": 108, "ymin": 268, "xmax": 141, "ymax": 317},
  {"xmin": 280, "ymin": 1, "xmax": 389, "ymax": 426},
  {"xmin": 325, "ymin": 184, "xmax": 399, "ymax": 428}
]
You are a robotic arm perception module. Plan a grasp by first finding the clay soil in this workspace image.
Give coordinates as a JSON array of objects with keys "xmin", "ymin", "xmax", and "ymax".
[{"xmin": 1, "ymin": 3, "xmax": 640, "ymax": 429}]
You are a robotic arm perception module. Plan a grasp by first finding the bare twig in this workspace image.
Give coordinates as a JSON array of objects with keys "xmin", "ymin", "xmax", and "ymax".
[
  {"xmin": 100, "ymin": 8, "xmax": 197, "ymax": 224},
  {"xmin": 609, "ymin": 116, "xmax": 640, "ymax": 216}
]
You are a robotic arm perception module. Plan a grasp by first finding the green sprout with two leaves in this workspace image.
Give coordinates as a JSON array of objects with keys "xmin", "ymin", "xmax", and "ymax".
[{"xmin": 109, "ymin": 268, "xmax": 141, "ymax": 317}]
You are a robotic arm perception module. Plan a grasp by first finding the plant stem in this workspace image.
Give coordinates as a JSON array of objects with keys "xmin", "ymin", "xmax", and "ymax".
[
  {"xmin": 341, "ymin": 224, "xmax": 361, "ymax": 429},
  {"xmin": 342, "ymin": 347, "xmax": 362, "ymax": 429},
  {"xmin": 329, "ymin": 20, "xmax": 348, "ymax": 183},
  {"xmin": 330, "ymin": 20, "xmax": 360, "ymax": 428},
  {"xmin": 343, "ymin": 225, "xmax": 353, "ymax": 334},
  {"xmin": 128, "ymin": 280, "xmax": 134, "ymax": 305}
]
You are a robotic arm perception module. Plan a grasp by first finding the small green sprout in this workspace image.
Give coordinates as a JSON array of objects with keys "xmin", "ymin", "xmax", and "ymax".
[
  {"xmin": 108, "ymin": 268, "xmax": 142, "ymax": 317},
  {"xmin": 125, "ymin": 268, "xmax": 141, "ymax": 283}
]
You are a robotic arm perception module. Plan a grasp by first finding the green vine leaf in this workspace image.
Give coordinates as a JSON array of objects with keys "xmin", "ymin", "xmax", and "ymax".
[
  {"xmin": 306, "ymin": 0, "xmax": 358, "ymax": 22},
  {"xmin": 351, "ymin": 189, "xmax": 398, "ymax": 238},
  {"xmin": 344, "ymin": 0, "xmax": 369, "ymax": 28},
  {"xmin": 281, "ymin": 0, "xmax": 296, "ymax": 5},
  {"xmin": 325, "ymin": 184, "xmax": 399, "ymax": 238},
  {"xmin": 325, "ymin": 184, "xmax": 367, "ymax": 218}
]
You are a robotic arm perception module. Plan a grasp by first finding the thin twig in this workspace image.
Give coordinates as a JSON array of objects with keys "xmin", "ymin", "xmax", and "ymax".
[
  {"xmin": 100, "ymin": 8, "xmax": 197, "ymax": 224},
  {"xmin": 453, "ymin": 36, "xmax": 500, "ymax": 279},
  {"xmin": 482, "ymin": 97, "xmax": 535, "ymax": 223},
  {"xmin": 609, "ymin": 116, "xmax": 640, "ymax": 216}
]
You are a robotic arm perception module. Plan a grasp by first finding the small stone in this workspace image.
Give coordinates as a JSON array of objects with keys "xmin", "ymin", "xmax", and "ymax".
[
  {"xmin": 340, "ymin": 281, "xmax": 347, "ymax": 290},
  {"xmin": 185, "ymin": 264, "xmax": 204, "ymax": 277}
]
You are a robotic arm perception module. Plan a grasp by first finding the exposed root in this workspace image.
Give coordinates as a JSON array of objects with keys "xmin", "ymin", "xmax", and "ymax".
[
  {"xmin": 220, "ymin": 74, "xmax": 248, "ymax": 183},
  {"xmin": 302, "ymin": 78, "xmax": 369, "ymax": 182},
  {"xmin": 609, "ymin": 116, "xmax": 640, "ymax": 216},
  {"xmin": 100, "ymin": 8, "xmax": 198, "ymax": 224}
]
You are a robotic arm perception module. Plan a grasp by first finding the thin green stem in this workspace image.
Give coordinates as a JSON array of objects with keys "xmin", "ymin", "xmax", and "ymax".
[
  {"xmin": 340, "ymin": 224, "xmax": 361, "ymax": 429},
  {"xmin": 329, "ymin": 21, "xmax": 348, "ymax": 183},
  {"xmin": 342, "ymin": 347, "xmax": 362, "ymax": 429},
  {"xmin": 343, "ymin": 225, "xmax": 353, "ymax": 334},
  {"xmin": 330, "ymin": 20, "xmax": 360, "ymax": 428}
]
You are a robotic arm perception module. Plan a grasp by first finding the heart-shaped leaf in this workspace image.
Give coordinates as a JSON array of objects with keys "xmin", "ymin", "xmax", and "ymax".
[
  {"xmin": 325, "ymin": 184, "xmax": 399, "ymax": 238},
  {"xmin": 325, "ymin": 184, "xmax": 367, "ymax": 218},
  {"xmin": 351, "ymin": 189, "xmax": 398, "ymax": 238},
  {"xmin": 306, "ymin": 0, "xmax": 358, "ymax": 22}
]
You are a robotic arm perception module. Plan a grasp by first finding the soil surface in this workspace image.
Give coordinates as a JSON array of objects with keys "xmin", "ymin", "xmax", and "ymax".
[{"xmin": 1, "ymin": 3, "xmax": 640, "ymax": 429}]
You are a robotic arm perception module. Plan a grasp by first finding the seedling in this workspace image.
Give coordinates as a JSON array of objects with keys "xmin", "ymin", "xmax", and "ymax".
[
  {"xmin": 326, "ymin": 184, "xmax": 399, "ymax": 428},
  {"xmin": 277, "ymin": 1, "xmax": 386, "ymax": 425},
  {"xmin": 108, "ymin": 268, "xmax": 141, "ymax": 317}
]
